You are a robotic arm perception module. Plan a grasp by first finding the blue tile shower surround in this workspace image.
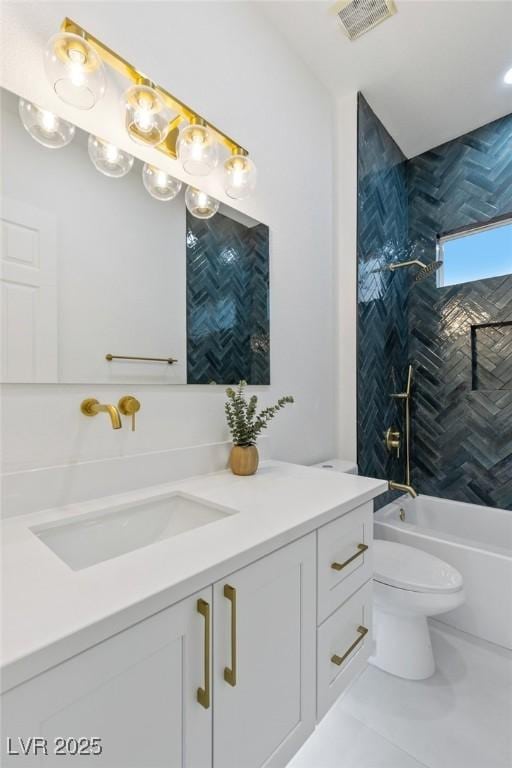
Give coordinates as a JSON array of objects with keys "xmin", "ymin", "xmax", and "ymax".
[
  {"xmin": 357, "ymin": 96, "xmax": 512, "ymax": 509},
  {"xmin": 186, "ymin": 211, "xmax": 270, "ymax": 385},
  {"xmin": 407, "ymin": 113, "xmax": 512, "ymax": 508},
  {"xmin": 357, "ymin": 94, "xmax": 410, "ymax": 509}
]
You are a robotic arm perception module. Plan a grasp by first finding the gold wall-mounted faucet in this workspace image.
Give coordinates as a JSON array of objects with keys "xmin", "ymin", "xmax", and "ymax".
[
  {"xmin": 388, "ymin": 481, "xmax": 418, "ymax": 499},
  {"xmin": 80, "ymin": 399, "xmax": 122, "ymax": 429}
]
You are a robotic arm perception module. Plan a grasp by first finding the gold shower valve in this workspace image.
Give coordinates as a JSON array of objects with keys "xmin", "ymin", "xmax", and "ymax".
[
  {"xmin": 385, "ymin": 427, "xmax": 401, "ymax": 458},
  {"xmin": 118, "ymin": 395, "xmax": 141, "ymax": 431}
]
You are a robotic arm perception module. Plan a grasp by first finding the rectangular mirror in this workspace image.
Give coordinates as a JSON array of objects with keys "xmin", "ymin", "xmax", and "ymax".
[{"xmin": 1, "ymin": 88, "xmax": 270, "ymax": 385}]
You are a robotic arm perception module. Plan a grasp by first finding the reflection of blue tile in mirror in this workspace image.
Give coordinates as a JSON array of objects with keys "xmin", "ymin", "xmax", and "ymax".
[{"xmin": 186, "ymin": 210, "xmax": 270, "ymax": 385}]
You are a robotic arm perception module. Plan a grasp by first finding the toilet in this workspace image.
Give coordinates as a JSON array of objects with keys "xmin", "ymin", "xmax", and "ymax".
[
  {"xmin": 314, "ymin": 461, "xmax": 465, "ymax": 681},
  {"xmin": 370, "ymin": 540, "xmax": 465, "ymax": 679}
]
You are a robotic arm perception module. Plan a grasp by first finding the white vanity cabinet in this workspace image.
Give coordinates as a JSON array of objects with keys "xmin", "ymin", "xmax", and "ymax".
[
  {"xmin": 1, "ymin": 587, "xmax": 213, "ymax": 767},
  {"xmin": 2, "ymin": 493, "xmax": 377, "ymax": 768},
  {"xmin": 213, "ymin": 533, "xmax": 316, "ymax": 768}
]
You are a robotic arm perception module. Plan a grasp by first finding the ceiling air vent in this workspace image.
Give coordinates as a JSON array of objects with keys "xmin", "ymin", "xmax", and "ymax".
[{"xmin": 332, "ymin": 0, "xmax": 397, "ymax": 41}]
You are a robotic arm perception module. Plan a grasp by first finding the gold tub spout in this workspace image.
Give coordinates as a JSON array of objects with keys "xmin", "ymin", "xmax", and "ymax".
[
  {"xmin": 388, "ymin": 481, "xmax": 417, "ymax": 499},
  {"xmin": 80, "ymin": 399, "xmax": 122, "ymax": 429}
]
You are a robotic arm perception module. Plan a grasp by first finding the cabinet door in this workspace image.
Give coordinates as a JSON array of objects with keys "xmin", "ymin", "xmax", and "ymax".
[
  {"xmin": 213, "ymin": 534, "xmax": 316, "ymax": 768},
  {"xmin": 1, "ymin": 589, "xmax": 212, "ymax": 768}
]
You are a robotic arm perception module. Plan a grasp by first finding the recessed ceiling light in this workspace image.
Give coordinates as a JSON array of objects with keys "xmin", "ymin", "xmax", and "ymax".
[{"xmin": 504, "ymin": 68, "xmax": 512, "ymax": 85}]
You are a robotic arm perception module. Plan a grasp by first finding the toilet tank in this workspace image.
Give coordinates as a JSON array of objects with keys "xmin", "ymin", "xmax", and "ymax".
[{"xmin": 312, "ymin": 458, "xmax": 358, "ymax": 475}]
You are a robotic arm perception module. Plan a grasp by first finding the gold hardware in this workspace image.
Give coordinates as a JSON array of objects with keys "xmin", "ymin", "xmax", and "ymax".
[
  {"xmin": 197, "ymin": 599, "xmax": 210, "ymax": 709},
  {"xmin": 389, "ymin": 481, "xmax": 417, "ymax": 499},
  {"xmin": 331, "ymin": 543, "xmax": 368, "ymax": 571},
  {"xmin": 80, "ymin": 398, "xmax": 122, "ymax": 430},
  {"xmin": 223, "ymin": 584, "xmax": 237, "ymax": 687},
  {"xmin": 385, "ymin": 427, "xmax": 401, "ymax": 458},
  {"xmin": 60, "ymin": 18, "xmax": 249, "ymax": 160},
  {"xmin": 106, "ymin": 354, "xmax": 178, "ymax": 364},
  {"xmin": 331, "ymin": 625, "xmax": 368, "ymax": 666},
  {"xmin": 389, "ymin": 365, "xmax": 417, "ymax": 498},
  {"xmin": 389, "ymin": 259, "xmax": 427, "ymax": 272},
  {"xmin": 118, "ymin": 395, "xmax": 141, "ymax": 432}
]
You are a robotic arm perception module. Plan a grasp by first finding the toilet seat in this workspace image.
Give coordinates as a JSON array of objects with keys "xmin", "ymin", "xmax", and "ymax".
[{"xmin": 374, "ymin": 540, "xmax": 463, "ymax": 594}]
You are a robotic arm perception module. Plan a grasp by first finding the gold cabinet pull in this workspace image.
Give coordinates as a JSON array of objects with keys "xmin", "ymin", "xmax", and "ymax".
[
  {"xmin": 331, "ymin": 625, "xmax": 368, "ymax": 666},
  {"xmin": 197, "ymin": 599, "xmax": 210, "ymax": 709},
  {"xmin": 223, "ymin": 584, "xmax": 237, "ymax": 687},
  {"xmin": 331, "ymin": 543, "xmax": 368, "ymax": 571}
]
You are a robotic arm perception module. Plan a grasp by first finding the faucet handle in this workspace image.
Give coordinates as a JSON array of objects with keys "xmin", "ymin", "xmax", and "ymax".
[
  {"xmin": 384, "ymin": 427, "xmax": 401, "ymax": 459},
  {"xmin": 118, "ymin": 395, "xmax": 141, "ymax": 432}
]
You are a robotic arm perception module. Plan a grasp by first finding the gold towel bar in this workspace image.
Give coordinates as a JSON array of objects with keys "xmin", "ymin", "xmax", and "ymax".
[{"xmin": 106, "ymin": 354, "xmax": 178, "ymax": 364}]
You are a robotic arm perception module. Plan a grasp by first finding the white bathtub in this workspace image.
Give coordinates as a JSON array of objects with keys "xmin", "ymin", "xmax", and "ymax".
[{"xmin": 374, "ymin": 495, "xmax": 512, "ymax": 649}]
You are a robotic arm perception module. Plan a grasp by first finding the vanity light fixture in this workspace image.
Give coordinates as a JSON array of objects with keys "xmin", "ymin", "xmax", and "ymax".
[
  {"xmin": 223, "ymin": 149, "xmax": 257, "ymax": 200},
  {"xmin": 185, "ymin": 186, "xmax": 219, "ymax": 219},
  {"xmin": 88, "ymin": 135, "xmax": 134, "ymax": 178},
  {"xmin": 123, "ymin": 84, "xmax": 173, "ymax": 146},
  {"xmin": 46, "ymin": 19, "xmax": 257, "ymax": 197},
  {"xmin": 177, "ymin": 119, "xmax": 219, "ymax": 176},
  {"xmin": 44, "ymin": 32, "xmax": 106, "ymax": 110},
  {"xmin": 142, "ymin": 163, "xmax": 182, "ymax": 201},
  {"xmin": 18, "ymin": 98, "xmax": 75, "ymax": 148},
  {"xmin": 504, "ymin": 67, "xmax": 512, "ymax": 85}
]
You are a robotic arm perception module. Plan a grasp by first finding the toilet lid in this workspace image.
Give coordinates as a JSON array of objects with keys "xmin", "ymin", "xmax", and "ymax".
[{"xmin": 374, "ymin": 540, "xmax": 463, "ymax": 594}]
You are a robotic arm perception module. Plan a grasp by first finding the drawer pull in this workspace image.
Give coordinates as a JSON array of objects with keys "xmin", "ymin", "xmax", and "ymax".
[
  {"xmin": 223, "ymin": 584, "xmax": 237, "ymax": 686},
  {"xmin": 331, "ymin": 625, "xmax": 368, "ymax": 666},
  {"xmin": 331, "ymin": 543, "xmax": 368, "ymax": 571},
  {"xmin": 197, "ymin": 599, "xmax": 211, "ymax": 708}
]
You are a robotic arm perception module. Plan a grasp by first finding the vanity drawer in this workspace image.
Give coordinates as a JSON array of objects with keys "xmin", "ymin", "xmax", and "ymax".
[
  {"xmin": 317, "ymin": 501, "xmax": 373, "ymax": 623},
  {"xmin": 317, "ymin": 579, "xmax": 372, "ymax": 721}
]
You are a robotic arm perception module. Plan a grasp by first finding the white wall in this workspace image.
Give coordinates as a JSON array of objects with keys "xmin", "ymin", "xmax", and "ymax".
[
  {"xmin": 0, "ymin": 2, "xmax": 339, "ymax": 513},
  {"xmin": 334, "ymin": 93, "xmax": 358, "ymax": 462}
]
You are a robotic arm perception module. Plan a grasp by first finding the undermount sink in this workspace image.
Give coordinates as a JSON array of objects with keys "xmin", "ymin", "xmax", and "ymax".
[{"xmin": 31, "ymin": 492, "xmax": 236, "ymax": 571}]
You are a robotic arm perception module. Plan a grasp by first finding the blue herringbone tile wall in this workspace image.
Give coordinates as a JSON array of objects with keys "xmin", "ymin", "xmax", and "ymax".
[
  {"xmin": 357, "ymin": 95, "xmax": 410, "ymax": 508},
  {"xmin": 357, "ymin": 97, "xmax": 512, "ymax": 510},
  {"xmin": 186, "ymin": 211, "xmax": 270, "ymax": 385},
  {"xmin": 408, "ymin": 114, "xmax": 512, "ymax": 509}
]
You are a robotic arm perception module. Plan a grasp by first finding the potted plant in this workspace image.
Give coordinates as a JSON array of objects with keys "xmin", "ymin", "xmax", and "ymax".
[{"xmin": 225, "ymin": 381, "xmax": 294, "ymax": 476}]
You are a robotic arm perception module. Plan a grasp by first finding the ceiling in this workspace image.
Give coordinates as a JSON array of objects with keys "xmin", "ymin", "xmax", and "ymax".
[{"xmin": 260, "ymin": 0, "xmax": 512, "ymax": 157}]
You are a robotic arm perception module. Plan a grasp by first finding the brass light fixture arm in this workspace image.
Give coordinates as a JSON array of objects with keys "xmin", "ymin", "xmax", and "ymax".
[{"xmin": 60, "ymin": 18, "xmax": 248, "ymax": 159}]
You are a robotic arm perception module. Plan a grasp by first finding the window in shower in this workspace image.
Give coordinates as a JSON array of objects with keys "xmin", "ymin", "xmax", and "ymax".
[{"xmin": 437, "ymin": 217, "xmax": 512, "ymax": 287}]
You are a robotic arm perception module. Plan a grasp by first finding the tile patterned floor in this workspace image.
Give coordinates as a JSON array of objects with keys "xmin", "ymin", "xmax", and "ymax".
[{"xmin": 288, "ymin": 621, "xmax": 512, "ymax": 768}]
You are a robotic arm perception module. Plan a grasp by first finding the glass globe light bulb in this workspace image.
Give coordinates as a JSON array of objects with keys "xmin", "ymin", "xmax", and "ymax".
[
  {"xmin": 177, "ymin": 122, "xmax": 219, "ymax": 176},
  {"xmin": 123, "ymin": 85, "xmax": 172, "ymax": 146},
  {"xmin": 44, "ymin": 32, "xmax": 106, "ymax": 110},
  {"xmin": 142, "ymin": 164, "xmax": 182, "ymax": 201},
  {"xmin": 87, "ymin": 135, "xmax": 134, "ymax": 178},
  {"xmin": 185, "ymin": 186, "xmax": 219, "ymax": 219},
  {"xmin": 18, "ymin": 98, "xmax": 75, "ymax": 149},
  {"xmin": 224, "ymin": 152, "xmax": 257, "ymax": 200}
]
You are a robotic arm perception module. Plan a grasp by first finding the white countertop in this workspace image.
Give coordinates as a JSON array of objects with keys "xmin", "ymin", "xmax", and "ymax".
[{"xmin": 1, "ymin": 461, "xmax": 386, "ymax": 692}]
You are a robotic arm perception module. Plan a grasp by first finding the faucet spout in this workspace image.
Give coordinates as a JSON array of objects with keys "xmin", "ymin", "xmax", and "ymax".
[
  {"xmin": 80, "ymin": 399, "xmax": 122, "ymax": 429},
  {"xmin": 388, "ymin": 481, "xmax": 417, "ymax": 499},
  {"xmin": 95, "ymin": 403, "xmax": 122, "ymax": 429}
]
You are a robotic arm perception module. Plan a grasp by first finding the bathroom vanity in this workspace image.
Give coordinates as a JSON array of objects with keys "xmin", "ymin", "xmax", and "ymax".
[{"xmin": 1, "ymin": 462, "xmax": 385, "ymax": 767}]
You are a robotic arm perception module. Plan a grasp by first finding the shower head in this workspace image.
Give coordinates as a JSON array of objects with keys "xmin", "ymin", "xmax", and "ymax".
[
  {"xmin": 414, "ymin": 260, "xmax": 443, "ymax": 283},
  {"xmin": 388, "ymin": 258, "xmax": 443, "ymax": 282}
]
